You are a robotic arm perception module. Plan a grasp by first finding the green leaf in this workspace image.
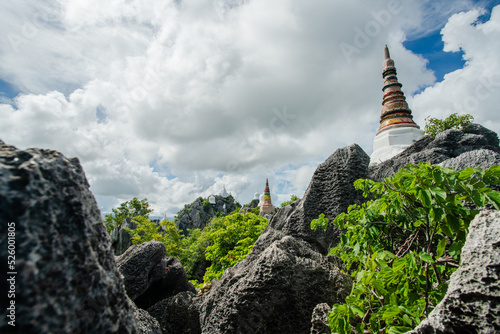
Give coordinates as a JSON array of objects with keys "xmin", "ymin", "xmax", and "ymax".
[
  {"xmin": 351, "ymin": 305, "xmax": 365, "ymax": 317},
  {"xmin": 432, "ymin": 168, "xmax": 444, "ymax": 184},
  {"xmin": 449, "ymin": 242, "xmax": 463, "ymax": 258},
  {"xmin": 388, "ymin": 326, "xmax": 413, "ymax": 334},
  {"xmin": 440, "ymin": 223, "xmax": 453, "ymax": 238},
  {"xmin": 436, "ymin": 238, "xmax": 447, "ymax": 258},
  {"xmin": 459, "ymin": 167, "xmax": 475, "ymax": 180},
  {"xmin": 418, "ymin": 189, "xmax": 432, "ymax": 207},
  {"xmin": 418, "ymin": 252, "xmax": 435, "ymax": 263},
  {"xmin": 485, "ymin": 190, "xmax": 500, "ymax": 210},
  {"xmin": 382, "ymin": 306, "xmax": 401, "ymax": 320}
]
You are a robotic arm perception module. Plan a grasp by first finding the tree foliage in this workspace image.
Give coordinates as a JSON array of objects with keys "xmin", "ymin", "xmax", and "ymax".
[
  {"xmin": 124, "ymin": 217, "xmax": 185, "ymax": 258},
  {"xmin": 424, "ymin": 113, "xmax": 474, "ymax": 138},
  {"xmin": 312, "ymin": 163, "xmax": 500, "ymax": 334},
  {"xmin": 103, "ymin": 197, "xmax": 153, "ymax": 233},
  {"xmin": 120, "ymin": 209, "xmax": 268, "ymax": 287},
  {"xmin": 281, "ymin": 194, "xmax": 300, "ymax": 207},
  {"xmin": 202, "ymin": 212, "xmax": 268, "ymax": 283}
]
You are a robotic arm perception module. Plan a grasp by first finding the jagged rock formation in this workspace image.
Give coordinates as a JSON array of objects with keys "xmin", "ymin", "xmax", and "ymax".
[
  {"xmin": 256, "ymin": 144, "xmax": 371, "ymax": 255},
  {"xmin": 186, "ymin": 144, "xmax": 369, "ymax": 333},
  {"xmin": 310, "ymin": 303, "xmax": 332, "ymax": 334},
  {"xmin": 408, "ymin": 210, "xmax": 500, "ymax": 334},
  {"xmin": 240, "ymin": 198, "xmax": 260, "ymax": 213},
  {"xmin": 1, "ymin": 122, "xmax": 499, "ymax": 334},
  {"xmin": 0, "ymin": 141, "xmax": 160, "ymax": 333},
  {"xmin": 116, "ymin": 241, "xmax": 196, "ymax": 310},
  {"xmin": 148, "ymin": 292, "xmax": 202, "ymax": 334},
  {"xmin": 175, "ymin": 195, "xmax": 239, "ymax": 235},
  {"xmin": 199, "ymin": 236, "xmax": 352, "ymax": 333},
  {"xmin": 110, "ymin": 217, "xmax": 137, "ymax": 255},
  {"xmin": 369, "ymin": 124, "xmax": 500, "ymax": 181}
]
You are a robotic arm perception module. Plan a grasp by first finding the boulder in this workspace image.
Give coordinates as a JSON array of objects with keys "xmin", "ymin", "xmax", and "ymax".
[
  {"xmin": 175, "ymin": 195, "xmax": 239, "ymax": 235},
  {"xmin": 147, "ymin": 292, "xmax": 202, "ymax": 334},
  {"xmin": 184, "ymin": 144, "xmax": 367, "ymax": 333},
  {"xmin": 116, "ymin": 241, "xmax": 196, "ymax": 310},
  {"xmin": 310, "ymin": 303, "xmax": 332, "ymax": 334},
  {"xmin": 110, "ymin": 217, "xmax": 137, "ymax": 255},
  {"xmin": 369, "ymin": 124, "xmax": 500, "ymax": 181},
  {"xmin": 255, "ymin": 143, "xmax": 370, "ymax": 255},
  {"xmin": 199, "ymin": 235, "xmax": 352, "ymax": 334},
  {"xmin": 408, "ymin": 210, "xmax": 500, "ymax": 334},
  {"xmin": 0, "ymin": 141, "xmax": 159, "ymax": 333}
]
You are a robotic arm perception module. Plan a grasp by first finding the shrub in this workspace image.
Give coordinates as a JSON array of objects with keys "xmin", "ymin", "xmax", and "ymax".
[
  {"xmin": 424, "ymin": 113, "xmax": 474, "ymax": 138},
  {"xmin": 312, "ymin": 163, "xmax": 500, "ymax": 333}
]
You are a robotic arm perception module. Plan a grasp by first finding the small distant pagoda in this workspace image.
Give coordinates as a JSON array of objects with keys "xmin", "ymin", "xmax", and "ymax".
[
  {"xmin": 370, "ymin": 45, "xmax": 424, "ymax": 165},
  {"xmin": 259, "ymin": 179, "xmax": 275, "ymax": 215}
]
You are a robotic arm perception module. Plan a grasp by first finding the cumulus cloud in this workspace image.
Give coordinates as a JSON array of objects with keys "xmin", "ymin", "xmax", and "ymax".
[
  {"xmin": 411, "ymin": 5, "xmax": 500, "ymax": 131},
  {"xmin": 0, "ymin": 0, "xmax": 498, "ymax": 216}
]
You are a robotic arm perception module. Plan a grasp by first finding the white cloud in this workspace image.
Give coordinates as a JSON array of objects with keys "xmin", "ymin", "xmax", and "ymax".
[
  {"xmin": 0, "ymin": 0, "xmax": 498, "ymax": 216},
  {"xmin": 412, "ymin": 5, "xmax": 500, "ymax": 131}
]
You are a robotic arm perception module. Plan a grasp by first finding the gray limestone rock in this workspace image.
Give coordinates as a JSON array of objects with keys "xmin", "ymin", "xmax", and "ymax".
[
  {"xmin": 184, "ymin": 144, "xmax": 366, "ymax": 333},
  {"xmin": 135, "ymin": 308, "xmax": 163, "ymax": 334},
  {"xmin": 116, "ymin": 241, "xmax": 196, "ymax": 310},
  {"xmin": 147, "ymin": 292, "xmax": 202, "ymax": 334},
  {"xmin": 110, "ymin": 217, "xmax": 137, "ymax": 255},
  {"xmin": 0, "ymin": 141, "xmax": 159, "ymax": 333},
  {"xmin": 369, "ymin": 124, "xmax": 500, "ymax": 181},
  {"xmin": 199, "ymin": 235, "xmax": 352, "ymax": 334},
  {"xmin": 175, "ymin": 195, "xmax": 239, "ymax": 235},
  {"xmin": 438, "ymin": 148, "xmax": 500, "ymax": 170},
  {"xmin": 257, "ymin": 143, "xmax": 370, "ymax": 255},
  {"xmin": 310, "ymin": 303, "xmax": 332, "ymax": 334},
  {"xmin": 408, "ymin": 210, "xmax": 500, "ymax": 334}
]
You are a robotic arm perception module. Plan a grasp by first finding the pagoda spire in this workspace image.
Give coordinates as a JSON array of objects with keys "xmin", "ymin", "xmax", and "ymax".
[
  {"xmin": 377, "ymin": 45, "xmax": 419, "ymax": 135},
  {"xmin": 370, "ymin": 46, "xmax": 424, "ymax": 165},
  {"xmin": 259, "ymin": 178, "xmax": 275, "ymax": 216}
]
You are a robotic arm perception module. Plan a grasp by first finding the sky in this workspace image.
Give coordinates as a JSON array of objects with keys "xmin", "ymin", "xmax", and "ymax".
[{"xmin": 1, "ymin": 0, "xmax": 499, "ymax": 217}]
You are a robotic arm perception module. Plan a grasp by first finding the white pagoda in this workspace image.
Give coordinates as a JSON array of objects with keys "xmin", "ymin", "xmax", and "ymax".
[{"xmin": 370, "ymin": 46, "xmax": 424, "ymax": 165}]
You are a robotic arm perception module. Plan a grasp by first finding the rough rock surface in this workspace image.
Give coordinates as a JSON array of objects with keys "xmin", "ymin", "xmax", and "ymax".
[
  {"xmin": 116, "ymin": 241, "xmax": 196, "ymax": 310},
  {"xmin": 199, "ymin": 235, "xmax": 352, "ymax": 334},
  {"xmin": 187, "ymin": 144, "xmax": 368, "ymax": 333},
  {"xmin": 310, "ymin": 303, "xmax": 332, "ymax": 334},
  {"xmin": 369, "ymin": 124, "xmax": 500, "ymax": 181},
  {"xmin": 175, "ymin": 195, "xmax": 239, "ymax": 235},
  {"xmin": 148, "ymin": 292, "xmax": 202, "ymax": 334},
  {"xmin": 257, "ymin": 144, "xmax": 371, "ymax": 256},
  {"xmin": 408, "ymin": 210, "xmax": 500, "ymax": 334},
  {"xmin": 0, "ymin": 141, "xmax": 159, "ymax": 333},
  {"xmin": 110, "ymin": 217, "xmax": 137, "ymax": 255}
]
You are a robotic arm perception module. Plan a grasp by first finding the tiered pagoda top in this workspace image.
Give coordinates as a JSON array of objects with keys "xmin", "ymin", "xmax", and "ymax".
[
  {"xmin": 377, "ymin": 45, "xmax": 420, "ymax": 135},
  {"xmin": 259, "ymin": 179, "xmax": 275, "ymax": 215}
]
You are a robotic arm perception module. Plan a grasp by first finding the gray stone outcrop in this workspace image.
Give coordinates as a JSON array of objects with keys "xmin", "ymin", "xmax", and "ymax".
[
  {"xmin": 310, "ymin": 303, "xmax": 332, "ymax": 334},
  {"xmin": 408, "ymin": 210, "xmax": 500, "ymax": 334},
  {"xmin": 255, "ymin": 144, "xmax": 371, "ymax": 256},
  {"xmin": 192, "ymin": 144, "xmax": 369, "ymax": 333},
  {"xmin": 116, "ymin": 241, "xmax": 196, "ymax": 310},
  {"xmin": 369, "ymin": 124, "xmax": 500, "ymax": 181},
  {"xmin": 148, "ymin": 292, "xmax": 202, "ymax": 334},
  {"xmin": 110, "ymin": 217, "xmax": 137, "ymax": 255},
  {"xmin": 0, "ymin": 141, "xmax": 159, "ymax": 333},
  {"xmin": 175, "ymin": 195, "xmax": 239, "ymax": 235},
  {"xmin": 199, "ymin": 236, "xmax": 352, "ymax": 334}
]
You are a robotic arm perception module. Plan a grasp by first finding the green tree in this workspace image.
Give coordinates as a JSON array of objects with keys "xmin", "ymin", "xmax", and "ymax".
[
  {"xmin": 312, "ymin": 163, "xmax": 500, "ymax": 333},
  {"xmin": 104, "ymin": 197, "xmax": 153, "ymax": 233},
  {"xmin": 281, "ymin": 194, "xmax": 300, "ymax": 207},
  {"xmin": 202, "ymin": 212, "xmax": 268, "ymax": 284},
  {"xmin": 124, "ymin": 217, "xmax": 185, "ymax": 258},
  {"xmin": 424, "ymin": 113, "xmax": 474, "ymax": 138}
]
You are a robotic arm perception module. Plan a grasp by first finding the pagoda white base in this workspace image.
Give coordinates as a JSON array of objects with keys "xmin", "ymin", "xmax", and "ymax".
[{"xmin": 370, "ymin": 127, "xmax": 424, "ymax": 165}]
